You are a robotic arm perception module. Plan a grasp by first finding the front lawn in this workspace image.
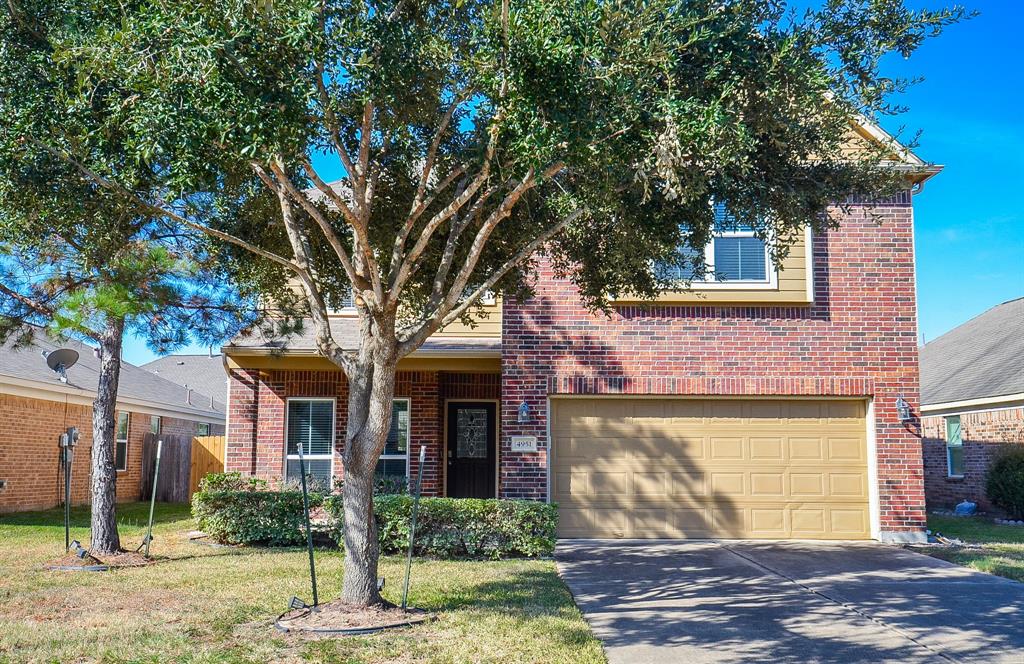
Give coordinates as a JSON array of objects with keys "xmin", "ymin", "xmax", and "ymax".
[
  {"xmin": 920, "ymin": 514, "xmax": 1024, "ymax": 583},
  {"xmin": 0, "ymin": 502, "xmax": 603, "ymax": 663}
]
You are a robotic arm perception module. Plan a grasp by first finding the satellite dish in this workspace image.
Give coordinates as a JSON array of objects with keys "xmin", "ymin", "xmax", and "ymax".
[{"xmin": 45, "ymin": 348, "xmax": 79, "ymax": 383}]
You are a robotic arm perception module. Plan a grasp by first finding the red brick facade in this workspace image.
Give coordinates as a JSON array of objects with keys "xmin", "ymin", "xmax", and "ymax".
[
  {"xmin": 225, "ymin": 369, "xmax": 499, "ymax": 496},
  {"xmin": 922, "ymin": 408, "xmax": 1024, "ymax": 511},
  {"xmin": 223, "ymin": 193, "xmax": 928, "ymax": 540},
  {"xmin": 501, "ymin": 194, "xmax": 927, "ymax": 539},
  {"xmin": 0, "ymin": 392, "xmax": 222, "ymax": 513}
]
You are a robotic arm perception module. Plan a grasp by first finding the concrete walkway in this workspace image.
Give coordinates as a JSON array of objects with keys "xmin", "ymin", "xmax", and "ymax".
[{"xmin": 556, "ymin": 540, "xmax": 1024, "ymax": 663}]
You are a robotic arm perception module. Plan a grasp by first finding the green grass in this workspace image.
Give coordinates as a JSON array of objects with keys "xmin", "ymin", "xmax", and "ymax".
[
  {"xmin": 921, "ymin": 514, "xmax": 1024, "ymax": 583},
  {"xmin": 0, "ymin": 502, "xmax": 603, "ymax": 664}
]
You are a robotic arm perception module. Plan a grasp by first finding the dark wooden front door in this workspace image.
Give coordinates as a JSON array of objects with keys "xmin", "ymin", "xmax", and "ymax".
[{"xmin": 446, "ymin": 401, "xmax": 497, "ymax": 498}]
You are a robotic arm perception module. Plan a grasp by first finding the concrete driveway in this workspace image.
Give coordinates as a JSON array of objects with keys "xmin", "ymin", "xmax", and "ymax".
[{"xmin": 556, "ymin": 540, "xmax": 1024, "ymax": 663}]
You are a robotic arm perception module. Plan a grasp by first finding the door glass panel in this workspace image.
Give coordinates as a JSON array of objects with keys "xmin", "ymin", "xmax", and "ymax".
[{"xmin": 456, "ymin": 408, "xmax": 489, "ymax": 459}]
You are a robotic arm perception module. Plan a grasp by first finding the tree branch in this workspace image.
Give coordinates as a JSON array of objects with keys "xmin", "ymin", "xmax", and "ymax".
[{"xmin": 20, "ymin": 136, "xmax": 302, "ymax": 274}]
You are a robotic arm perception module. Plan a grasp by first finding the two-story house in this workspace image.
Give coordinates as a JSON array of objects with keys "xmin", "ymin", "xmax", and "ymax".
[{"xmin": 221, "ymin": 118, "xmax": 939, "ymax": 544}]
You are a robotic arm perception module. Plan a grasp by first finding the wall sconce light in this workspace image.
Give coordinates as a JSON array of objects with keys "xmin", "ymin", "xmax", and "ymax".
[
  {"xmin": 895, "ymin": 395, "xmax": 912, "ymax": 422},
  {"xmin": 518, "ymin": 401, "xmax": 531, "ymax": 423}
]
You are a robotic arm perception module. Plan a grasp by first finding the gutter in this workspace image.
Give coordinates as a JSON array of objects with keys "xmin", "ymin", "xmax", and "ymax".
[{"xmin": 920, "ymin": 392, "xmax": 1024, "ymax": 416}]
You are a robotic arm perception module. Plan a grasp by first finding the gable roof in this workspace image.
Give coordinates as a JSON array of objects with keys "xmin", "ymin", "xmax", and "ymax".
[
  {"xmin": 142, "ymin": 353, "xmax": 228, "ymax": 403},
  {"xmin": 920, "ymin": 298, "xmax": 1024, "ymax": 407},
  {"xmin": 0, "ymin": 330, "xmax": 225, "ymax": 422}
]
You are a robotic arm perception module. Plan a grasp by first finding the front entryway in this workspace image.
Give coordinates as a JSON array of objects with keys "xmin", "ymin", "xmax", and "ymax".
[{"xmin": 446, "ymin": 401, "xmax": 497, "ymax": 498}]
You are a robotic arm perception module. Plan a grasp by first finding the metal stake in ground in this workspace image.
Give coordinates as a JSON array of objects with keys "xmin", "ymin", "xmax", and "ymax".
[
  {"xmin": 143, "ymin": 439, "xmax": 163, "ymax": 558},
  {"xmin": 297, "ymin": 440, "xmax": 319, "ymax": 607},
  {"xmin": 60, "ymin": 426, "xmax": 79, "ymax": 551},
  {"xmin": 402, "ymin": 445, "xmax": 427, "ymax": 610}
]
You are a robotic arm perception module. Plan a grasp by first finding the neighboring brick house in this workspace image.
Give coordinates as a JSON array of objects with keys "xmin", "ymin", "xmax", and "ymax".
[
  {"xmin": 0, "ymin": 333, "xmax": 225, "ymax": 513},
  {"xmin": 142, "ymin": 353, "xmax": 230, "ymax": 407},
  {"xmin": 920, "ymin": 298, "xmax": 1024, "ymax": 512},
  {"xmin": 223, "ymin": 119, "xmax": 939, "ymax": 543}
]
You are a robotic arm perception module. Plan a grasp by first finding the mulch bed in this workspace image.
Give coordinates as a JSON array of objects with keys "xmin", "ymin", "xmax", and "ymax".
[
  {"xmin": 276, "ymin": 600, "xmax": 432, "ymax": 635},
  {"xmin": 45, "ymin": 549, "xmax": 154, "ymax": 571}
]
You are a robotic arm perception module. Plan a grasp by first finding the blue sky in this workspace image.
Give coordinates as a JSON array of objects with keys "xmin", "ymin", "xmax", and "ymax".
[{"xmin": 122, "ymin": 0, "xmax": 1023, "ymax": 363}]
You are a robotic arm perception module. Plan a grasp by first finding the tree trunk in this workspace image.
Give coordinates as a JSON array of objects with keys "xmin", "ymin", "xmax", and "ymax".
[
  {"xmin": 89, "ymin": 317, "xmax": 125, "ymax": 554},
  {"xmin": 339, "ymin": 354, "xmax": 398, "ymax": 606}
]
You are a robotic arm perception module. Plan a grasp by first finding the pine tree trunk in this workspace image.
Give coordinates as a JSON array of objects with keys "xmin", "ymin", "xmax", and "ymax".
[
  {"xmin": 89, "ymin": 317, "xmax": 124, "ymax": 554},
  {"xmin": 339, "ymin": 355, "xmax": 398, "ymax": 606}
]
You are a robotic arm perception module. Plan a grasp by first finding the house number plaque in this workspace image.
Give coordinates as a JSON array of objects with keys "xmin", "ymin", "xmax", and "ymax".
[{"xmin": 510, "ymin": 436, "xmax": 538, "ymax": 452}]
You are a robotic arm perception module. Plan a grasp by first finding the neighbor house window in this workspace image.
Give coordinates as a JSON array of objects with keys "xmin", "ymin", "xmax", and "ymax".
[
  {"xmin": 946, "ymin": 415, "xmax": 964, "ymax": 477},
  {"xmin": 375, "ymin": 400, "xmax": 411, "ymax": 485},
  {"xmin": 285, "ymin": 399, "xmax": 335, "ymax": 490},
  {"xmin": 115, "ymin": 412, "xmax": 129, "ymax": 472},
  {"xmin": 150, "ymin": 416, "xmax": 161, "ymax": 435},
  {"xmin": 657, "ymin": 202, "xmax": 771, "ymax": 285},
  {"xmin": 197, "ymin": 422, "xmax": 211, "ymax": 436}
]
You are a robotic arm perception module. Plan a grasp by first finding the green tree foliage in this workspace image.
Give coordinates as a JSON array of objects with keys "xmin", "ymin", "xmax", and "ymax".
[{"xmin": 1, "ymin": 0, "xmax": 968, "ymax": 597}]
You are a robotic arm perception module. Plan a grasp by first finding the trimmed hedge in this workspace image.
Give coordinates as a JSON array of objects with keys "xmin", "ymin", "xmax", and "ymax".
[
  {"xmin": 987, "ymin": 447, "xmax": 1024, "ymax": 519},
  {"xmin": 191, "ymin": 472, "xmax": 322, "ymax": 546},
  {"xmin": 324, "ymin": 494, "xmax": 557, "ymax": 559},
  {"xmin": 192, "ymin": 473, "xmax": 558, "ymax": 557}
]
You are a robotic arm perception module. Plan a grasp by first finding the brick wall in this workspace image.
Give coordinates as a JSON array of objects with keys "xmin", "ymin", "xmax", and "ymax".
[
  {"xmin": 922, "ymin": 407, "xmax": 1024, "ymax": 511},
  {"xmin": 501, "ymin": 195, "xmax": 927, "ymax": 538},
  {"xmin": 0, "ymin": 392, "xmax": 220, "ymax": 513},
  {"xmin": 224, "ymin": 369, "xmax": 499, "ymax": 496}
]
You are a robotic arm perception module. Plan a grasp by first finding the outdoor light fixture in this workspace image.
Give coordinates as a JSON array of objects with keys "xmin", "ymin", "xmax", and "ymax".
[
  {"xmin": 895, "ymin": 395, "xmax": 912, "ymax": 422},
  {"xmin": 69, "ymin": 539, "xmax": 89, "ymax": 559},
  {"xmin": 288, "ymin": 596, "xmax": 310, "ymax": 611},
  {"xmin": 518, "ymin": 401, "xmax": 531, "ymax": 423}
]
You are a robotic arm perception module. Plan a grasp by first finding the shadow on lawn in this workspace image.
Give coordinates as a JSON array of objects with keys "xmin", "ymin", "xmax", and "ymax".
[{"xmin": 0, "ymin": 502, "xmax": 192, "ymax": 531}]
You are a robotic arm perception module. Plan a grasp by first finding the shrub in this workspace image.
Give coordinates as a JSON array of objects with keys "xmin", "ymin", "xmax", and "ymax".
[
  {"xmin": 324, "ymin": 495, "xmax": 557, "ymax": 559},
  {"xmin": 192, "ymin": 472, "xmax": 322, "ymax": 546},
  {"xmin": 987, "ymin": 446, "xmax": 1024, "ymax": 519}
]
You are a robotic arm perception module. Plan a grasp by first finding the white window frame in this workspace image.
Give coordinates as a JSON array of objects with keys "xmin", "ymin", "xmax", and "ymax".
[
  {"xmin": 378, "ymin": 398, "xmax": 412, "ymax": 482},
  {"xmin": 664, "ymin": 232, "xmax": 775, "ymax": 291},
  {"xmin": 197, "ymin": 422, "xmax": 211, "ymax": 436},
  {"xmin": 150, "ymin": 415, "xmax": 161, "ymax": 435},
  {"xmin": 284, "ymin": 397, "xmax": 336, "ymax": 483},
  {"xmin": 115, "ymin": 411, "xmax": 130, "ymax": 472},
  {"xmin": 945, "ymin": 415, "xmax": 964, "ymax": 478}
]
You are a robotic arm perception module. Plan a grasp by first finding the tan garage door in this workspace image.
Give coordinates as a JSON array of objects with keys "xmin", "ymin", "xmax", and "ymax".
[{"xmin": 552, "ymin": 398, "xmax": 870, "ymax": 540}]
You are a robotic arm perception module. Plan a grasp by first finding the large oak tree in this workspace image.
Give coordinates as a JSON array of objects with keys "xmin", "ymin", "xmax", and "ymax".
[{"xmin": 2, "ymin": 0, "xmax": 966, "ymax": 602}]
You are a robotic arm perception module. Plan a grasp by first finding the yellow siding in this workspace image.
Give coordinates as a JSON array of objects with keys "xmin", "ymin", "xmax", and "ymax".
[{"xmin": 434, "ymin": 299, "xmax": 502, "ymax": 338}]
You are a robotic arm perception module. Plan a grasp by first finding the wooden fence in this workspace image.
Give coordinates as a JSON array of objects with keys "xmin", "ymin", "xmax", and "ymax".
[
  {"xmin": 190, "ymin": 435, "xmax": 226, "ymax": 495},
  {"xmin": 140, "ymin": 434, "xmax": 226, "ymax": 503}
]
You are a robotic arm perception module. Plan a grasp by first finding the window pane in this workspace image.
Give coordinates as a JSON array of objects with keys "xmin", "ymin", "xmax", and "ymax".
[
  {"xmin": 713, "ymin": 202, "xmax": 754, "ymax": 232},
  {"xmin": 115, "ymin": 441, "xmax": 127, "ymax": 471},
  {"xmin": 150, "ymin": 416, "xmax": 161, "ymax": 434},
  {"xmin": 375, "ymin": 457, "xmax": 407, "ymax": 481},
  {"xmin": 384, "ymin": 401, "xmax": 409, "ymax": 455},
  {"xmin": 197, "ymin": 422, "xmax": 210, "ymax": 436},
  {"xmin": 948, "ymin": 445, "xmax": 965, "ymax": 476},
  {"xmin": 285, "ymin": 458, "xmax": 332, "ymax": 491},
  {"xmin": 655, "ymin": 244, "xmax": 703, "ymax": 283},
  {"xmin": 116, "ymin": 412, "xmax": 129, "ymax": 440},
  {"xmin": 456, "ymin": 408, "xmax": 489, "ymax": 459},
  {"xmin": 287, "ymin": 400, "xmax": 334, "ymax": 456},
  {"xmin": 946, "ymin": 416, "xmax": 962, "ymax": 446},
  {"xmin": 714, "ymin": 236, "xmax": 767, "ymax": 281}
]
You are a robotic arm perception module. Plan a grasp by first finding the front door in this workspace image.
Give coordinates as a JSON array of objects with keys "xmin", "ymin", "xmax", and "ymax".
[{"xmin": 446, "ymin": 401, "xmax": 497, "ymax": 498}]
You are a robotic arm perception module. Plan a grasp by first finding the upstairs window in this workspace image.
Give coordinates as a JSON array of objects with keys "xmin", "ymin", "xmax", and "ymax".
[
  {"xmin": 946, "ymin": 415, "xmax": 964, "ymax": 477},
  {"xmin": 657, "ymin": 202, "xmax": 771, "ymax": 285},
  {"xmin": 286, "ymin": 399, "xmax": 335, "ymax": 490},
  {"xmin": 115, "ymin": 412, "xmax": 129, "ymax": 472}
]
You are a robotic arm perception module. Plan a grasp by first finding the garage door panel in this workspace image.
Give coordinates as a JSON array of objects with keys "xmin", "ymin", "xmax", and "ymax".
[{"xmin": 552, "ymin": 398, "xmax": 869, "ymax": 539}]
